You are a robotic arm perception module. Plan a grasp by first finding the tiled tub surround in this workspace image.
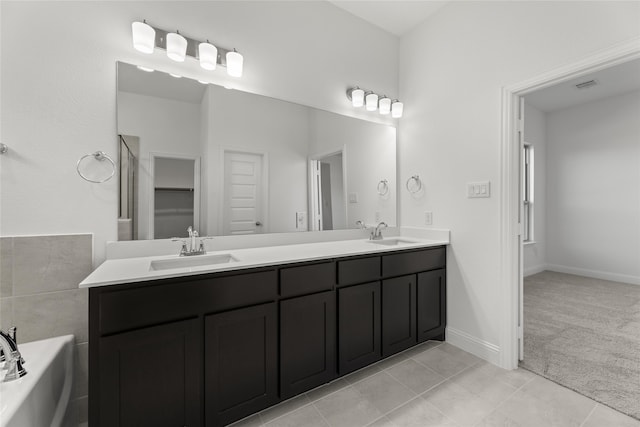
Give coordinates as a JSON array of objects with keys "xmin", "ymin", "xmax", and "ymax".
[{"xmin": 0, "ymin": 234, "xmax": 91, "ymax": 426}]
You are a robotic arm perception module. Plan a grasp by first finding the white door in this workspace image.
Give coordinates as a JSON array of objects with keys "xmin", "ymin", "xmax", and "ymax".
[
  {"xmin": 223, "ymin": 151, "xmax": 264, "ymax": 235},
  {"xmin": 518, "ymin": 97, "xmax": 525, "ymax": 361}
]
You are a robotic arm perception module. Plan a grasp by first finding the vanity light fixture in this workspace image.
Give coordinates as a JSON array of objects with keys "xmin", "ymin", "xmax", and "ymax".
[
  {"xmin": 346, "ymin": 86, "xmax": 403, "ymax": 118},
  {"xmin": 351, "ymin": 87, "xmax": 365, "ymax": 107},
  {"xmin": 130, "ymin": 20, "xmax": 244, "ymax": 77},
  {"xmin": 391, "ymin": 100, "xmax": 404, "ymax": 118},
  {"xmin": 365, "ymin": 92, "xmax": 378, "ymax": 111},
  {"xmin": 131, "ymin": 21, "xmax": 155, "ymax": 54},
  {"xmin": 379, "ymin": 97, "xmax": 391, "ymax": 115}
]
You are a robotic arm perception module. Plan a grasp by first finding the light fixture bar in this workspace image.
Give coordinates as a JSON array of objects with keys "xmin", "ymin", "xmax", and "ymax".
[
  {"xmin": 150, "ymin": 25, "xmax": 233, "ymax": 68},
  {"xmin": 346, "ymin": 86, "xmax": 402, "ymax": 118}
]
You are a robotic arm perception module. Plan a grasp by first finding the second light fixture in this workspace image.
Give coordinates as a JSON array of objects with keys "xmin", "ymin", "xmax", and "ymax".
[{"xmin": 347, "ymin": 87, "xmax": 403, "ymax": 118}]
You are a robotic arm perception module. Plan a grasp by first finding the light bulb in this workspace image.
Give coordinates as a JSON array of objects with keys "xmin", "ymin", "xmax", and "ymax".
[
  {"xmin": 199, "ymin": 42, "xmax": 218, "ymax": 70},
  {"xmin": 226, "ymin": 49, "xmax": 243, "ymax": 77},
  {"xmin": 132, "ymin": 21, "xmax": 155, "ymax": 54},
  {"xmin": 197, "ymin": 80, "xmax": 210, "ymax": 85},
  {"xmin": 351, "ymin": 88, "xmax": 364, "ymax": 107},
  {"xmin": 379, "ymin": 97, "xmax": 391, "ymax": 115},
  {"xmin": 391, "ymin": 101, "xmax": 404, "ymax": 118},
  {"xmin": 169, "ymin": 73, "xmax": 182, "ymax": 78},
  {"xmin": 167, "ymin": 32, "xmax": 187, "ymax": 62},
  {"xmin": 136, "ymin": 65, "xmax": 154, "ymax": 72},
  {"xmin": 366, "ymin": 93, "xmax": 378, "ymax": 111}
]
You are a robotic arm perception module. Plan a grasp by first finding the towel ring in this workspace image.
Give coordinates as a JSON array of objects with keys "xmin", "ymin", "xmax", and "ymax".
[
  {"xmin": 377, "ymin": 179, "xmax": 389, "ymax": 196},
  {"xmin": 406, "ymin": 175, "xmax": 422, "ymax": 194},
  {"xmin": 77, "ymin": 151, "xmax": 116, "ymax": 183}
]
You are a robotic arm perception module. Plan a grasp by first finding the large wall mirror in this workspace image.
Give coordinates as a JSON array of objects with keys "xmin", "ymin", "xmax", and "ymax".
[{"xmin": 116, "ymin": 62, "xmax": 397, "ymax": 240}]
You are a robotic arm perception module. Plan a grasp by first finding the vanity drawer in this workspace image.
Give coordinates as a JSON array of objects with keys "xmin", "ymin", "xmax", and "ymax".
[
  {"xmin": 382, "ymin": 247, "xmax": 445, "ymax": 278},
  {"xmin": 280, "ymin": 262, "xmax": 335, "ymax": 298},
  {"xmin": 98, "ymin": 270, "xmax": 277, "ymax": 335},
  {"xmin": 337, "ymin": 256, "xmax": 381, "ymax": 286}
]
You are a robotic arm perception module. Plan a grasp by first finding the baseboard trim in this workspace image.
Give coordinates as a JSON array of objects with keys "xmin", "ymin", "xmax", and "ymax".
[
  {"xmin": 524, "ymin": 264, "xmax": 546, "ymax": 277},
  {"xmin": 446, "ymin": 327, "xmax": 501, "ymax": 366},
  {"xmin": 545, "ymin": 264, "xmax": 640, "ymax": 286}
]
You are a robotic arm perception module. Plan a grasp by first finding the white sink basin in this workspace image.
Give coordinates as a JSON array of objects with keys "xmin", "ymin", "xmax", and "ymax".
[
  {"xmin": 0, "ymin": 335, "xmax": 74, "ymax": 427},
  {"xmin": 150, "ymin": 253, "xmax": 238, "ymax": 271},
  {"xmin": 367, "ymin": 238, "xmax": 417, "ymax": 246}
]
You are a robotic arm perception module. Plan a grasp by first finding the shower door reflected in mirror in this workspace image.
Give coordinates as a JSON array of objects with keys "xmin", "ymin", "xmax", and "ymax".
[{"xmin": 116, "ymin": 61, "xmax": 396, "ymax": 240}]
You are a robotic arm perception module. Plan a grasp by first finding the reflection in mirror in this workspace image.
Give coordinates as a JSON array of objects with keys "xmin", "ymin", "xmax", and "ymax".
[{"xmin": 116, "ymin": 62, "xmax": 396, "ymax": 240}]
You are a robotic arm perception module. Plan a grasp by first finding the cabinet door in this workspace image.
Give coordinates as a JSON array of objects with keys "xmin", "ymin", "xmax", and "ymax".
[
  {"xmin": 98, "ymin": 319, "xmax": 200, "ymax": 427},
  {"xmin": 281, "ymin": 291, "xmax": 336, "ymax": 399},
  {"xmin": 205, "ymin": 303, "xmax": 278, "ymax": 427},
  {"xmin": 382, "ymin": 275, "xmax": 416, "ymax": 357},
  {"xmin": 417, "ymin": 269, "xmax": 446, "ymax": 342},
  {"xmin": 338, "ymin": 281, "xmax": 381, "ymax": 375}
]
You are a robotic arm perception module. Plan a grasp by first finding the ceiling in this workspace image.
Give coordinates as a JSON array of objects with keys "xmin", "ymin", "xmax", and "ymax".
[
  {"xmin": 525, "ymin": 58, "xmax": 640, "ymax": 112},
  {"xmin": 327, "ymin": 0, "xmax": 448, "ymax": 37}
]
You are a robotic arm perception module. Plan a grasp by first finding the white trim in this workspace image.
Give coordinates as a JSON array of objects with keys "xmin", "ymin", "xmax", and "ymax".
[
  {"xmin": 545, "ymin": 264, "xmax": 640, "ymax": 286},
  {"xmin": 499, "ymin": 36, "xmax": 640, "ymax": 370},
  {"xmin": 446, "ymin": 327, "xmax": 501, "ymax": 366},
  {"xmin": 523, "ymin": 264, "xmax": 546, "ymax": 277}
]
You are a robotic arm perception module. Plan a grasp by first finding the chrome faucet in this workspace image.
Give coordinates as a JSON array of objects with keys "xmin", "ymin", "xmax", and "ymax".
[
  {"xmin": 0, "ymin": 327, "xmax": 27, "ymax": 382},
  {"xmin": 370, "ymin": 222, "xmax": 388, "ymax": 240},
  {"xmin": 172, "ymin": 227, "xmax": 212, "ymax": 256}
]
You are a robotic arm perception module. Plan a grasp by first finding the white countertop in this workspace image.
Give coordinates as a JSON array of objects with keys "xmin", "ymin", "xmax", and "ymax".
[{"xmin": 79, "ymin": 236, "xmax": 448, "ymax": 288}]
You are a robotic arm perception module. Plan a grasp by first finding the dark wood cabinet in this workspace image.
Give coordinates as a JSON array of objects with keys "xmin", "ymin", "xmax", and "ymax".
[
  {"xmin": 382, "ymin": 275, "xmax": 416, "ymax": 357},
  {"xmin": 98, "ymin": 319, "xmax": 201, "ymax": 427},
  {"xmin": 90, "ymin": 245, "xmax": 446, "ymax": 426},
  {"xmin": 204, "ymin": 303, "xmax": 278, "ymax": 427},
  {"xmin": 338, "ymin": 281, "xmax": 381, "ymax": 375},
  {"xmin": 417, "ymin": 269, "xmax": 446, "ymax": 342},
  {"xmin": 280, "ymin": 291, "xmax": 336, "ymax": 399}
]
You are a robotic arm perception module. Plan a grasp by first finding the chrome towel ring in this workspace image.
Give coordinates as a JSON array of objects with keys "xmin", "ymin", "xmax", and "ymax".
[
  {"xmin": 377, "ymin": 179, "xmax": 389, "ymax": 196},
  {"xmin": 77, "ymin": 151, "xmax": 116, "ymax": 183},
  {"xmin": 406, "ymin": 175, "xmax": 422, "ymax": 194}
]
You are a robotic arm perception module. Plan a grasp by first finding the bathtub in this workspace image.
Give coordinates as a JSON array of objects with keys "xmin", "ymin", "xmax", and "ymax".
[{"xmin": 0, "ymin": 335, "xmax": 74, "ymax": 427}]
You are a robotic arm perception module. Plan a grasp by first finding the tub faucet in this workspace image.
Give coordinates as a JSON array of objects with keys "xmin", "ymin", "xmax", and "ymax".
[
  {"xmin": 0, "ymin": 327, "xmax": 27, "ymax": 382},
  {"xmin": 370, "ymin": 222, "xmax": 388, "ymax": 240}
]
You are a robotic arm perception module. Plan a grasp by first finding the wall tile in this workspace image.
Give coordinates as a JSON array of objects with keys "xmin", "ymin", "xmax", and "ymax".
[
  {"xmin": 0, "ymin": 297, "xmax": 14, "ymax": 329},
  {"xmin": 0, "ymin": 237, "xmax": 13, "ymax": 298},
  {"xmin": 13, "ymin": 288, "xmax": 88, "ymax": 344},
  {"xmin": 75, "ymin": 342, "xmax": 89, "ymax": 398},
  {"xmin": 12, "ymin": 234, "xmax": 92, "ymax": 296}
]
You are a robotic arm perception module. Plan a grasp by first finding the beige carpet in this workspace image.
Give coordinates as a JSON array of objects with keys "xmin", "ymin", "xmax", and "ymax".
[{"xmin": 521, "ymin": 271, "xmax": 640, "ymax": 420}]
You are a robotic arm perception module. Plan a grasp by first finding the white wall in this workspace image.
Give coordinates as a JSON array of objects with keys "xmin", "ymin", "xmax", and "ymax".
[
  {"xmin": 117, "ymin": 91, "xmax": 202, "ymax": 240},
  {"xmin": 399, "ymin": 1, "xmax": 640, "ymax": 361},
  {"xmin": 546, "ymin": 90, "xmax": 640, "ymax": 284},
  {"xmin": 523, "ymin": 103, "xmax": 547, "ymax": 276},
  {"xmin": 0, "ymin": 1, "xmax": 398, "ymax": 264}
]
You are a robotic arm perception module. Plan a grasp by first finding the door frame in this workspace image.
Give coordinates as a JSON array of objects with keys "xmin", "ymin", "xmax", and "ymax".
[
  {"xmin": 148, "ymin": 152, "xmax": 201, "ymax": 240},
  {"xmin": 499, "ymin": 36, "xmax": 640, "ymax": 369},
  {"xmin": 308, "ymin": 146, "xmax": 348, "ymax": 231},
  {"xmin": 218, "ymin": 147, "xmax": 269, "ymax": 235}
]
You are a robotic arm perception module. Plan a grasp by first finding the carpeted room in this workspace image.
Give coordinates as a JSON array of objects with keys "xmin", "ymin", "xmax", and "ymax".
[{"xmin": 520, "ymin": 61, "xmax": 640, "ymax": 420}]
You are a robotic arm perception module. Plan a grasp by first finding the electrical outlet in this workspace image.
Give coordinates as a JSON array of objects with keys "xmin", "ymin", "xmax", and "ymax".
[
  {"xmin": 295, "ymin": 211, "xmax": 306, "ymax": 230},
  {"xmin": 375, "ymin": 211, "xmax": 381, "ymax": 222},
  {"xmin": 349, "ymin": 193, "xmax": 358, "ymax": 203},
  {"xmin": 424, "ymin": 211, "xmax": 433, "ymax": 226},
  {"xmin": 467, "ymin": 181, "xmax": 491, "ymax": 198}
]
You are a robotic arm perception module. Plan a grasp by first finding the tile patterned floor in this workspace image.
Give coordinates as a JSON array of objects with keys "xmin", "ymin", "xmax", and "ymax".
[{"xmin": 230, "ymin": 341, "xmax": 640, "ymax": 427}]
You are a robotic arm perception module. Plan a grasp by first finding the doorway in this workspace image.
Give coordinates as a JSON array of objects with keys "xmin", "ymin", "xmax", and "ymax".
[
  {"xmin": 149, "ymin": 154, "xmax": 201, "ymax": 239},
  {"xmin": 222, "ymin": 150, "xmax": 267, "ymax": 235},
  {"xmin": 309, "ymin": 149, "xmax": 347, "ymax": 231},
  {"xmin": 500, "ymin": 37, "xmax": 640, "ymax": 369}
]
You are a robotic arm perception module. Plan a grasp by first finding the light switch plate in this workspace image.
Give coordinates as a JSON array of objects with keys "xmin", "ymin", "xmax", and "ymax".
[
  {"xmin": 424, "ymin": 211, "xmax": 433, "ymax": 226},
  {"xmin": 296, "ymin": 211, "xmax": 306, "ymax": 229},
  {"xmin": 349, "ymin": 193, "xmax": 358, "ymax": 203},
  {"xmin": 467, "ymin": 181, "xmax": 491, "ymax": 198},
  {"xmin": 375, "ymin": 211, "xmax": 381, "ymax": 222}
]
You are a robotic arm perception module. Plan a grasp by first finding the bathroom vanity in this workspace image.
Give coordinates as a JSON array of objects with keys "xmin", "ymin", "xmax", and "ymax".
[{"xmin": 84, "ymin": 239, "xmax": 446, "ymax": 427}]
